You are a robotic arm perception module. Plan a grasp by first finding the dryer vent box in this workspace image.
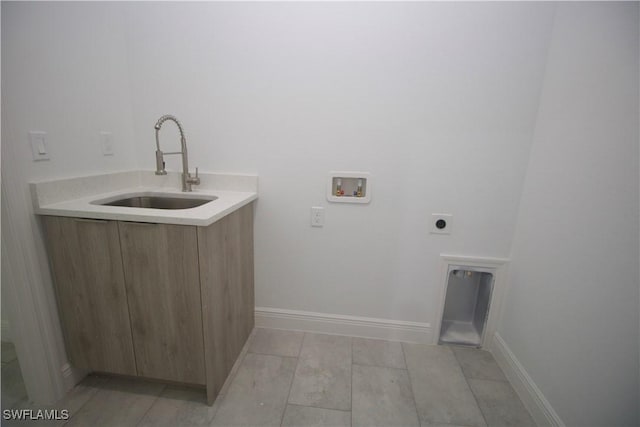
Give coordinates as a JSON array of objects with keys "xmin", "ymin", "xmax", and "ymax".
[{"xmin": 438, "ymin": 267, "xmax": 494, "ymax": 347}]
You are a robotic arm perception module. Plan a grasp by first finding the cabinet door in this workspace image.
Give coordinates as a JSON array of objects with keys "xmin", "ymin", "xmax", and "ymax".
[
  {"xmin": 43, "ymin": 216, "xmax": 136, "ymax": 375},
  {"xmin": 118, "ymin": 221, "xmax": 205, "ymax": 385}
]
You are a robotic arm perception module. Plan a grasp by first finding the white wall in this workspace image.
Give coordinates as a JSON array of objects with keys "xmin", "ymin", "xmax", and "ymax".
[
  {"xmin": 1, "ymin": 2, "xmax": 138, "ymax": 402},
  {"xmin": 498, "ymin": 3, "xmax": 639, "ymax": 426},
  {"xmin": 123, "ymin": 2, "xmax": 555, "ymax": 325},
  {"xmin": 2, "ymin": 2, "xmax": 138, "ymax": 179}
]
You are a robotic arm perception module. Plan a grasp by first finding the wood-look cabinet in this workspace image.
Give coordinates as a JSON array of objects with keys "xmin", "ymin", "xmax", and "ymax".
[
  {"xmin": 43, "ymin": 203, "xmax": 254, "ymax": 404},
  {"xmin": 43, "ymin": 217, "xmax": 137, "ymax": 376}
]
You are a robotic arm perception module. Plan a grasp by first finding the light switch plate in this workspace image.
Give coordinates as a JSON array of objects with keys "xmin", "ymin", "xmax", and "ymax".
[
  {"xmin": 100, "ymin": 132, "xmax": 114, "ymax": 156},
  {"xmin": 29, "ymin": 131, "xmax": 50, "ymax": 161}
]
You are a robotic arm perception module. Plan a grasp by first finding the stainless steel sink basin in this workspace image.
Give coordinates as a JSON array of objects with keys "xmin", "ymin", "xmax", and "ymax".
[{"xmin": 94, "ymin": 194, "xmax": 217, "ymax": 210}]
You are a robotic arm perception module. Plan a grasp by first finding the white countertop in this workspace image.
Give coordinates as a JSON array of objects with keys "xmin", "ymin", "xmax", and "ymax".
[{"xmin": 31, "ymin": 170, "xmax": 258, "ymax": 227}]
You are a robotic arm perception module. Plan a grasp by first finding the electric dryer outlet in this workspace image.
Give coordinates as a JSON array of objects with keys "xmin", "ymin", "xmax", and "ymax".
[{"xmin": 431, "ymin": 213, "xmax": 453, "ymax": 234}]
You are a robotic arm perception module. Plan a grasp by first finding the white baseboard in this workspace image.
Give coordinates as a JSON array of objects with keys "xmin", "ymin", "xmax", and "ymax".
[
  {"xmin": 60, "ymin": 363, "xmax": 89, "ymax": 392},
  {"xmin": 255, "ymin": 307, "xmax": 432, "ymax": 343},
  {"xmin": 60, "ymin": 363, "xmax": 77, "ymax": 391},
  {"xmin": 491, "ymin": 333, "xmax": 565, "ymax": 427}
]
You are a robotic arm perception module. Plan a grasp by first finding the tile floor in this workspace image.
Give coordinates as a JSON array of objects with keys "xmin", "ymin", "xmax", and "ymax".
[
  {"xmin": 1, "ymin": 329, "xmax": 535, "ymax": 427},
  {"xmin": 2, "ymin": 341, "xmax": 29, "ymax": 413}
]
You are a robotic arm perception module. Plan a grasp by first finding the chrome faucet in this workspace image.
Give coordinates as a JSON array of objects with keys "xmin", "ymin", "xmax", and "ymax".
[{"xmin": 154, "ymin": 115, "xmax": 200, "ymax": 192}]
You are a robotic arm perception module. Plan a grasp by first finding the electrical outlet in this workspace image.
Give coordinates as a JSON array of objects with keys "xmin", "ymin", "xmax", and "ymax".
[
  {"xmin": 100, "ymin": 132, "xmax": 114, "ymax": 156},
  {"xmin": 311, "ymin": 207, "xmax": 325, "ymax": 227},
  {"xmin": 431, "ymin": 213, "xmax": 453, "ymax": 234}
]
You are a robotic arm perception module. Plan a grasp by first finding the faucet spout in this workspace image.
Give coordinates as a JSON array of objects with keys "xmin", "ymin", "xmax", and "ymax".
[{"xmin": 153, "ymin": 115, "xmax": 201, "ymax": 192}]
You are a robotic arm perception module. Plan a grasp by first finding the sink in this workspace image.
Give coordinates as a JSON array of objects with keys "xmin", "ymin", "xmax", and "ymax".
[{"xmin": 93, "ymin": 193, "xmax": 217, "ymax": 210}]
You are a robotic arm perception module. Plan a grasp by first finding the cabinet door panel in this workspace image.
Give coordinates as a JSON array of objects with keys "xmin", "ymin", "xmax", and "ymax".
[
  {"xmin": 118, "ymin": 221, "xmax": 205, "ymax": 385},
  {"xmin": 43, "ymin": 216, "xmax": 136, "ymax": 375}
]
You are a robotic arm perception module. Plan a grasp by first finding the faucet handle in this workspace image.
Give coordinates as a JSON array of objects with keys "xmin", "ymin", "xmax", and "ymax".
[{"xmin": 188, "ymin": 167, "xmax": 201, "ymax": 186}]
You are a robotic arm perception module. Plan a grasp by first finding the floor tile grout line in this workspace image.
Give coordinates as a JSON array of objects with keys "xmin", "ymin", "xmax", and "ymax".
[
  {"xmin": 285, "ymin": 402, "xmax": 352, "ymax": 414},
  {"xmin": 279, "ymin": 331, "xmax": 305, "ymax": 427},
  {"xmin": 210, "ymin": 328, "xmax": 258, "ymax": 425},
  {"xmin": 352, "ymin": 361, "xmax": 410, "ymax": 371},
  {"xmin": 134, "ymin": 383, "xmax": 167, "ymax": 427},
  {"xmin": 451, "ymin": 346, "xmax": 510, "ymax": 383},
  {"xmin": 283, "ymin": 402, "xmax": 354, "ymax": 413},
  {"xmin": 451, "ymin": 345, "xmax": 536, "ymax": 425},
  {"xmin": 465, "ymin": 376, "xmax": 510, "ymax": 384},
  {"xmin": 452, "ymin": 347, "xmax": 489, "ymax": 427},
  {"xmin": 61, "ymin": 375, "xmax": 113, "ymax": 427},
  {"xmin": 350, "ymin": 336, "xmax": 354, "ymax": 427},
  {"xmin": 247, "ymin": 350, "xmax": 301, "ymax": 358},
  {"xmin": 400, "ymin": 342, "xmax": 421, "ymax": 427}
]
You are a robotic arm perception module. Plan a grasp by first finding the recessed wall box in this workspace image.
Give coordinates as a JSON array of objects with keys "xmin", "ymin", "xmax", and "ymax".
[
  {"xmin": 434, "ymin": 255, "xmax": 509, "ymax": 349},
  {"xmin": 327, "ymin": 172, "xmax": 371, "ymax": 204},
  {"xmin": 438, "ymin": 265, "xmax": 495, "ymax": 347}
]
